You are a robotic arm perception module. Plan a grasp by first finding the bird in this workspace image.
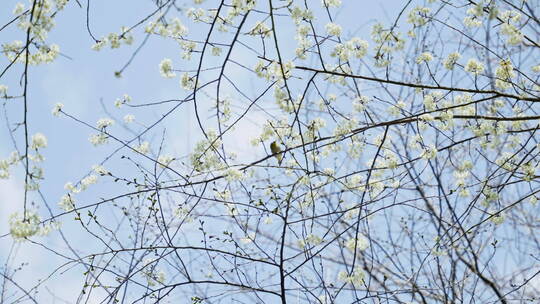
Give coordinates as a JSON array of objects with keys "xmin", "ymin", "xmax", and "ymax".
[{"xmin": 270, "ymin": 141, "xmax": 283, "ymax": 165}]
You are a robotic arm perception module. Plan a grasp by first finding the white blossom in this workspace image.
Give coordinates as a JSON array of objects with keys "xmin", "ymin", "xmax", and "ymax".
[
  {"xmin": 421, "ymin": 145, "xmax": 438, "ymax": 160},
  {"xmin": 338, "ymin": 266, "xmax": 365, "ymax": 285},
  {"xmin": 345, "ymin": 235, "xmax": 369, "ymax": 251},
  {"xmin": 51, "ymin": 102, "xmax": 63, "ymax": 116},
  {"xmin": 494, "ymin": 59, "xmax": 515, "ymax": 90},
  {"xmin": 464, "ymin": 58, "xmax": 484, "ymax": 75},
  {"xmin": 135, "ymin": 141, "xmax": 150, "ymax": 154},
  {"xmin": 31, "ymin": 133, "xmax": 48, "ymax": 149},
  {"xmin": 224, "ymin": 167, "xmax": 244, "ymax": 182},
  {"xmin": 407, "ymin": 6, "xmax": 430, "ymax": 27},
  {"xmin": 58, "ymin": 194, "xmax": 75, "ymax": 211},
  {"xmin": 9, "ymin": 210, "xmax": 52, "ymax": 240},
  {"xmin": 158, "ymin": 155, "xmax": 173, "ymax": 168},
  {"xmin": 322, "ymin": 0, "xmax": 341, "ymax": 7},
  {"xmin": 96, "ymin": 118, "xmax": 115, "ymax": 129},
  {"xmin": 211, "ymin": 46, "xmax": 222, "ymax": 56},
  {"xmin": 443, "ymin": 52, "xmax": 461, "ymax": 70},
  {"xmin": 159, "ymin": 58, "xmax": 176, "ymax": 78},
  {"xmin": 325, "ymin": 23, "xmax": 342, "ymax": 36},
  {"xmin": 89, "ymin": 133, "xmax": 109, "ymax": 146},
  {"xmin": 248, "ymin": 22, "xmax": 270, "ymax": 37},
  {"xmin": 180, "ymin": 73, "xmax": 195, "ymax": 90},
  {"xmin": 81, "ymin": 174, "xmax": 98, "ymax": 190},
  {"xmin": 92, "ymin": 165, "xmax": 109, "ymax": 175},
  {"xmin": 416, "ymin": 52, "xmax": 433, "ymax": 64}
]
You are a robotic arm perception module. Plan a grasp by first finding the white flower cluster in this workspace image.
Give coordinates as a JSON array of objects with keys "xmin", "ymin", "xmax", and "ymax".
[
  {"xmin": 12, "ymin": 0, "xmax": 62, "ymax": 47},
  {"xmin": 81, "ymin": 175, "xmax": 98, "ymax": 190},
  {"xmin": 114, "ymin": 94, "xmax": 132, "ymax": 108},
  {"xmin": 89, "ymin": 133, "xmax": 109, "ymax": 146},
  {"xmin": 92, "ymin": 165, "xmax": 109, "ymax": 175},
  {"xmin": 345, "ymin": 174, "xmax": 365, "ymax": 191},
  {"xmin": 294, "ymin": 24, "xmax": 311, "ymax": 60},
  {"xmin": 254, "ymin": 60, "xmax": 295, "ymax": 82},
  {"xmin": 420, "ymin": 145, "xmax": 438, "ymax": 160},
  {"xmin": 158, "ymin": 155, "xmax": 173, "ymax": 168},
  {"xmin": 490, "ymin": 211, "xmax": 505, "ymax": 225},
  {"xmin": 338, "ymin": 266, "xmax": 365, "ymax": 285},
  {"xmin": 443, "ymin": 52, "xmax": 461, "ymax": 70},
  {"xmin": 211, "ymin": 46, "xmax": 222, "ymax": 56},
  {"xmin": 319, "ymin": 64, "xmax": 348, "ymax": 85},
  {"xmin": 180, "ymin": 40, "xmax": 197, "ymax": 60},
  {"xmin": 333, "ymin": 117, "xmax": 358, "ymax": 138},
  {"xmin": 190, "ymin": 129, "xmax": 225, "ymax": 172},
  {"xmin": 159, "ymin": 58, "xmax": 176, "ymax": 78},
  {"xmin": 31, "ymin": 133, "xmax": 48, "ymax": 149},
  {"xmin": 464, "ymin": 58, "xmax": 484, "ymax": 76},
  {"xmin": 248, "ymin": 21, "xmax": 271, "ymax": 37},
  {"xmin": 91, "ymin": 27, "xmax": 134, "ymax": 51},
  {"xmin": 345, "ymin": 234, "xmax": 369, "ymax": 251},
  {"xmin": 224, "ymin": 167, "xmax": 243, "ymax": 183},
  {"xmin": 347, "ymin": 135, "xmax": 365, "ymax": 159},
  {"xmin": 371, "ymin": 23, "xmax": 405, "ymax": 67},
  {"xmin": 186, "ymin": 7, "xmax": 209, "ymax": 23},
  {"xmin": 453, "ymin": 93, "xmax": 475, "ymax": 115},
  {"xmin": 145, "ymin": 17, "xmax": 188, "ymax": 37},
  {"xmin": 407, "ymin": 6, "xmax": 431, "ymax": 27},
  {"xmin": 3, "ymin": 40, "xmax": 60, "ymax": 65},
  {"xmin": 298, "ymin": 234, "xmax": 323, "ymax": 248},
  {"xmin": 135, "ymin": 141, "xmax": 150, "ymax": 155},
  {"xmin": 352, "ymin": 95, "xmax": 371, "ymax": 113},
  {"xmin": 227, "ymin": 0, "xmax": 256, "ymax": 19},
  {"xmin": 58, "ymin": 193, "xmax": 75, "ymax": 211},
  {"xmin": 330, "ymin": 38, "xmax": 369, "ymax": 62},
  {"xmin": 250, "ymin": 118, "xmax": 299, "ymax": 148},
  {"xmin": 499, "ymin": 10, "xmax": 523, "ymax": 45},
  {"xmin": 9, "ymin": 210, "xmax": 57, "ymax": 240},
  {"xmin": 214, "ymin": 189, "xmax": 232, "ymax": 201},
  {"xmin": 453, "ymin": 160, "xmax": 473, "ymax": 197},
  {"xmin": 174, "ymin": 206, "xmax": 194, "ymax": 223},
  {"xmin": 325, "ymin": 22, "xmax": 342, "ymax": 36},
  {"xmin": 180, "ymin": 72, "xmax": 195, "ymax": 90},
  {"xmin": 0, "ymin": 151, "xmax": 20, "ymax": 179},
  {"xmin": 321, "ymin": 0, "xmax": 341, "ymax": 7},
  {"xmin": 387, "ymin": 100, "xmax": 407, "ymax": 117},
  {"xmin": 521, "ymin": 162, "xmax": 538, "ymax": 182},
  {"xmin": 213, "ymin": 97, "xmax": 232, "ymax": 122},
  {"xmin": 463, "ymin": 1, "xmax": 484, "ymax": 28},
  {"xmin": 494, "ymin": 59, "xmax": 515, "ymax": 90},
  {"xmin": 142, "ymin": 259, "xmax": 166, "ymax": 287},
  {"xmin": 305, "ymin": 117, "xmax": 327, "ymax": 141},
  {"xmin": 274, "ymin": 87, "xmax": 296, "ymax": 113},
  {"xmin": 416, "ymin": 52, "xmax": 433, "ymax": 64},
  {"xmin": 290, "ymin": 6, "xmax": 314, "ymax": 25},
  {"xmin": 481, "ymin": 187, "xmax": 499, "ymax": 207},
  {"xmin": 59, "ymin": 165, "xmax": 108, "ymax": 211},
  {"xmin": 96, "ymin": 118, "xmax": 115, "ymax": 129},
  {"xmin": 423, "ymin": 91, "xmax": 443, "ymax": 111},
  {"xmin": 89, "ymin": 118, "xmax": 114, "ymax": 146},
  {"xmin": 377, "ymin": 149, "xmax": 399, "ymax": 169},
  {"xmin": 20, "ymin": 133, "xmax": 48, "ymax": 190},
  {"xmin": 51, "ymin": 102, "xmax": 64, "ymax": 116}
]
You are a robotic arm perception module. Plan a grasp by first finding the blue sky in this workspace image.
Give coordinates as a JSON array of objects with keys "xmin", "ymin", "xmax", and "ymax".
[{"xmin": 0, "ymin": 0, "xmax": 429, "ymax": 302}]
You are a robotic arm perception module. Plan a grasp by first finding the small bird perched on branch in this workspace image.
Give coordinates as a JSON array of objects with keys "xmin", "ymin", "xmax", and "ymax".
[{"xmin": 270, "ymin": 141, "xmax": 283, "ymax": 165}]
